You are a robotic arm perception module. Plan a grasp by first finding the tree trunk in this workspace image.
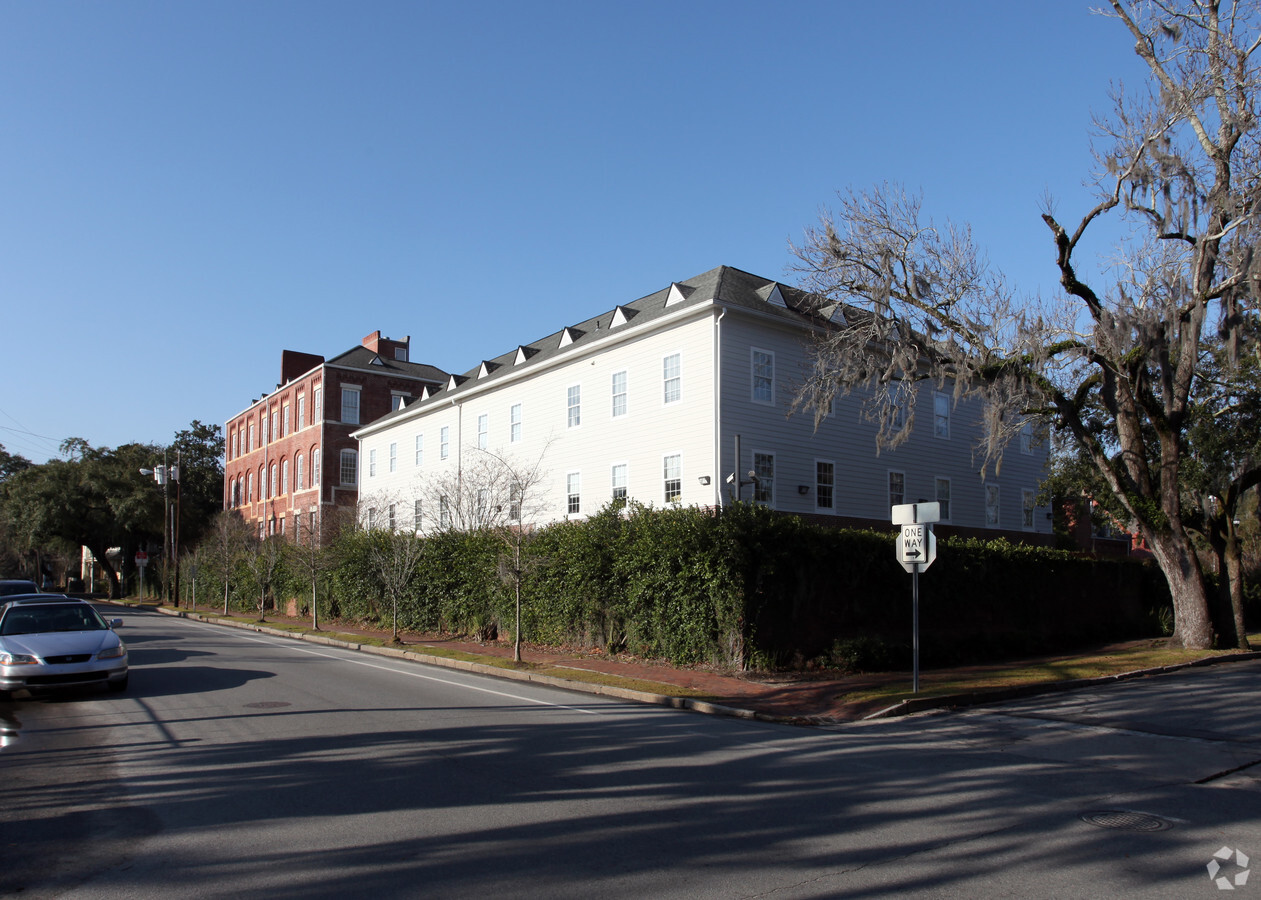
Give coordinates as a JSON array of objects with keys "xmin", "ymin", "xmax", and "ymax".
[
  {"xmin": 1146, "ymin": 529, "xmax": 1214, "ymax": 649},
  {"xmin": 1223, "ymin": 532, "xmax": 1251, "ymax": 651}
]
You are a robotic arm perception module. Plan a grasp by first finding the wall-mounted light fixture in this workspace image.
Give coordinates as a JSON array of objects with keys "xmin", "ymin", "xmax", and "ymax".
[
  {"xmin": 697, "ymin": 475, "xmax": 711, "ymax": 486},
  {"xmin": 797, "ymin": 485, "xmax": 810, "ymax": 495}
]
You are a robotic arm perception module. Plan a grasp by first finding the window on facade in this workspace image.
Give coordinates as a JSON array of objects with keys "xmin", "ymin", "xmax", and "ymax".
[
  {"xmin": 310, "ymin": 511, "xmax": 318, "ymax": 544},
  {"xmin": 249, "ymin": 422, "xmax": 255, "ymax": 453},
  {"xmin": 934, "ymin": 393, "xmax": 950, "ymax": 439},
  {"xmin": 889, "ymin": 471, "xmax": 905, "ymax": 508},
  {"xmin": 314, "ymin": 387, "xmax": 322, "ymax": 422},
  {"xmin": 439, "ymin": 495, "xmax": 451, "ymax": 529},
  {"xmin": 281, "ymin": 460, "xmax": 289, "ymax": 495},
  {"xmin": 440, "ymin": 426, "xmax": 450, "ymax": 459},
  {"xmin": 313, "ymin": 449, "xmax": 321, "ymax": 485},
  {"xmin": 612, "ymin": 464, "xmax": 628, "ymax": 500},
  {"xmin": 816, "ymin": 461, "xmax": 834, "ymax": 510},
  {"xmin": 283, "ymin": 404, "xmax": 290, "ymax": 436},
  {"xmin": 477, "ymin": 414, "xmax": 488, "ymax": 449},
  {"xmin": 279, "ymin": 517, "xmax": 285, "ymax": 535},
  {"xmin": 508, "ymin": 483, "xmax": 522, "ymax": 521},
  {"xmin": 369, "ymin": 448, "xmax": 377, "ymax": 478},
  {"xmin": 341, "ymin": 387, "xmax": 361, "ymax": 425},
  {"xmin": 414, "ymin": 434, "xmax": 423, "ymax": 467},
  {"xmin": 391, "ymin": 394, "xmax": 406, "ymax": 411},
  {"xmin": 388, "ymin": 504, "xmax": 396, "ymax": 532},
  {"xmin": 247, "ymin": 472, "xmax": 254, "ymax": 503},
  {"xmin": 567, "ymin": 472, "xmax": 581, "ymax": 515},
  {"xmin": 296, "ymin": 453, "xmax": 305, "ymax": 491},
  {"xmin": 298, "ymin": 395, "xmax": 306, "ymax": 431},
  {"xmin": 269, "ymin": 463, "xmax": 277, "ymax": 499},
  {"xmin": 413, "ymin": 500, "xmax": 423, "ymax": 531},
  {"xmin": 510, "ymin": 404, "xmax": 522, "ymax": 443},
  {"xmin": 935, "ymin": 477, "xmax": 952, "ymax": 520},
  {"xmin": 367, "ymin": 507, "xmax": 377, "ymax": 530},
  {"xmin": 340, "ymin": 449, "xmax": 357, "ymax": 486},
  {"xmin": 270, "ymin": 410, "xmax": 278, "ymax": 443},
  {"xmin": 389, "ymin": 442, "xmax": 397, "ymax": 472},
  {"xmin": 1022, "ymin": 489, "xmax": 1036, "ymax": 529},
  {"xmin": 567, "ymin": 386, "xmax": 581, "ymax": 428},
  {"xmin": 612, "ymin": 371, "xmax": 627, "ymax": 417},
  {"xmin": 1020, "ymin": 423, "xmax": 1034, "ymax": 454},
  {"xmin": 985, "ymin": 484, "xmax": 1000, "ymax": 527},
  {"xmin": 753, "ymin": 452, "xmax": 774, "ymax": 504},
  {"xmin": 752, "ymin": 349, "xmax": 774, "ymax": 404},
  {"xmin": 663, "ymin": 354, "xmax": 681, "ymax": 404},
  {"xmin": 663, "ymin": 454, "xmax": 682, "ymax": 503}
]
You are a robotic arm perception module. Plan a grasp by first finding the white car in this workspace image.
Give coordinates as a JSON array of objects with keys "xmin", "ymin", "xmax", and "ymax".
[{"xmin": 0, "ymin": 598, "xmax": 128, "ymax": 698}]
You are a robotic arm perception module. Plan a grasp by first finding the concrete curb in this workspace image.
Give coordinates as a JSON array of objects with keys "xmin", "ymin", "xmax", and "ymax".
[
  {"xmin": 862, "ymin": 649, "xmax": 1261, "ymax": 720},
  {"xmin": 141, "ymin": 604, "xmax": 760, "ymax": 722}
]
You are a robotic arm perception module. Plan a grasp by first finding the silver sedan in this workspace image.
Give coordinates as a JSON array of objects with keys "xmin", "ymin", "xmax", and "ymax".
[{"xmin": 0, "ymin": 599, "xmax": 128, "ymax": 698}]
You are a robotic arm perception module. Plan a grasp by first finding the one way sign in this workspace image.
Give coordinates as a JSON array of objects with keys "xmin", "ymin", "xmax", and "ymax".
[{"xmin": 897, "ymin": 523, "xmax": 936, "ymax": 572}]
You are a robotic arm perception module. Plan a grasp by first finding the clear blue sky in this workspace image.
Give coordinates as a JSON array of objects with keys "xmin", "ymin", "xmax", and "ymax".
[{"xmin": 0, "ymin": 1, "xmax": 1147, "ymax": 463}]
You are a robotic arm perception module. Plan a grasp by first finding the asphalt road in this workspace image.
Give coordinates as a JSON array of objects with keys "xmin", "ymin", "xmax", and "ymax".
[{"xmin": 1, "ymin": 605, "xmax": 1258, "ymax": 899}]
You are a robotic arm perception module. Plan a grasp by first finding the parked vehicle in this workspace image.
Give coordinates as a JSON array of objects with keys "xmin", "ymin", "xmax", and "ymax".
[
  {"xmin": 0, "ymin": 599, "xmax": 127, "ymax": 698},
  {"xmin": 0, "ymin": 580, "xmax": 39, "ymax": 597}
]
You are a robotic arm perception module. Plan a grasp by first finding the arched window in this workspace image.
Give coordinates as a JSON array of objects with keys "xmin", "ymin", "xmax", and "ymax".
[
  {"xmin": 270, "ymin": 463, "xmax": 277, "ymax": 499},
  {"xmin": 247, "ymin": 472, "xmax": 254, "ymax": 503},
  {"xmin": 281, "ymin": 459, "xmax": 289, "ymax": 495},
  {"xmin": 340, "ymin": 449, "xmax": 357, "ymax": 486},
  {"xmin": 296, "ymin": 453, "xmax": 305, "ymax": 491}
]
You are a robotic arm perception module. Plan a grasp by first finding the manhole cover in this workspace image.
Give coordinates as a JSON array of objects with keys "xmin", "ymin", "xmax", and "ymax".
[
  {"xmin": 1079, "ymin": 810, "xmax": 1171, "ymax": 832},
  {"xmin": 243, "ymin": 701, "xmax": 292, "ymax": 709}
]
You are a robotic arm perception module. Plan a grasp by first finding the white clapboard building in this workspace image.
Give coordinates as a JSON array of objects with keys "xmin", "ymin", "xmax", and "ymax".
[{"xmin": 352, "ymin": 266, "xmax": 1050, "ymax": 537}]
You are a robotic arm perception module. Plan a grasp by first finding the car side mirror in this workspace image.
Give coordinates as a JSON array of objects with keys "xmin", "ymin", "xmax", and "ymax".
[{"xmin": 109, "ymin": 619, "xmax": 124, "ymax": 629}]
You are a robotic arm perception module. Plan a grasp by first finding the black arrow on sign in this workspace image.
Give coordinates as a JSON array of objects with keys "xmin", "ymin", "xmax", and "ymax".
[{"xmin": 904, "ymin": 548, "xmax": 921, "ymax": 559}]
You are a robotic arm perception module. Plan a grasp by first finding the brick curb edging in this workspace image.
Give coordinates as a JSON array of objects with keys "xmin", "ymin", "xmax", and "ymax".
[{"xmin": 143, "ymin": 605, "xmax": 760, "ymax": 722}]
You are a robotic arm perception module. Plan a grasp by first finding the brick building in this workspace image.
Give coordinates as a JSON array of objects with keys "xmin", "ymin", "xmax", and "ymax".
[{"xmin": 224, "ymin": 331, "xmax": 447, "ymax": 540}]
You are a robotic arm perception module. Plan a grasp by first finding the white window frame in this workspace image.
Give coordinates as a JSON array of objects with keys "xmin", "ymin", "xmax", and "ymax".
[
  {"xmin": 510, "ymin": 403, "xmax": 522, "ymax": 443},
  {"xmin": 663, "ymin": 453, "xmax": 682, "ymax": 503},
  {"xmin": 611, "ymin": 462, "xmax": 628, "ymax": 501},
  {"xmin": 933, "ymin": 392, "xmax": 951, "ymax": 439},
  {"xmin": 440, "ymin": 426, "xmax": 450, "ymax": 460},
  {"xmin": 567, "ymin": 472, "xmax": 581, "ymax": 515},
  {"xmin": 889, "ymin": 470, "xmax": 906, "ymax": 509},
  {"xmin": 369, "ymin": 448, "xmax": 377, "ymax": 478},
  {"xmin": 298, "ymin": 395, "xmax": 306, "ymax": 431},
  {"xmin": 752, "ymin": 451, "xmax": 775, "ymax": 505},
  {"xmin": 751, "ymin": 348, "xmax": 775, "ymax": 405},
  {"xmin": 341, "ymin": 386, "xmax": 362, "ymax": 425},
  {"xmin": 935, "ymin": 477, "xmax": 952, "ymax": 522},
  {"xmin": 1020, "ymin": 422, "xmax": 1035, "ymax": 455},
  {"xmin": 985, "ymin": 483, "xmax": 1001, "ymax": 528},
  {"xmin": 340, "ymin": 449, "xmax": 358, "ymax": 486},
  {"xmin": 313, "ymin": 387, "xmax": 322, "ymax": 422},
  {"xmin": 612, "ymin": 370, "xmax": 628, "ymax": 418},
  {"xmin": 477, "ymin": 413, "xmax": 488, "ymax": 449},
  {"xmin": 815, "ymin": 459, "xmax": 835, "ymax": 511},
  {"xmin": 1022, "ymin": 489, "xmax": 1036, "ymax": 530},
  {"xmin": 296, "ymin": 453, "xmax": 305, "ymax": 491},
  {"xmin": 414, "ymin": 434, "xmax": 424, "ymax": 467},
  {"xmin": 567, "ymin": 385, "xmax": 581, "ymax": 428},
  {"xmin": 663, "ymin": 353, "xmax": 682, "ymax": 405},
  {"xmin": 389, "ymin": 442, "xmax": 397, "ymax": 473}
]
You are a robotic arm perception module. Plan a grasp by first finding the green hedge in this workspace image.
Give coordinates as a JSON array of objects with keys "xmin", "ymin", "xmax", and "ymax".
[{"xmin": 189, "ymin": 502, "xmax": 1179, "ymax": 672}]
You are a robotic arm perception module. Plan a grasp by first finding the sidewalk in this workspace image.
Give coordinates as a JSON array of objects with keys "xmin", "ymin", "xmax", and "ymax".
[{"xmin": 140, "ymin": 603, "xmax": 1261, "ymax": 725}]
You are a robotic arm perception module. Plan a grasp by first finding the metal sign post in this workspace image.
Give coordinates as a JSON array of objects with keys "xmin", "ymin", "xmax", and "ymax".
[{"xmin": 892, "ymin": 503, "xmax": 939, "ymax": 693}]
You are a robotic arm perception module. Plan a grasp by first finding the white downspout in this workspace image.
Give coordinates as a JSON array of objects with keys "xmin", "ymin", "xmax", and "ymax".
[{"xmin": 714, "ymin": 307, "xmax": 726, "ymax": 509}]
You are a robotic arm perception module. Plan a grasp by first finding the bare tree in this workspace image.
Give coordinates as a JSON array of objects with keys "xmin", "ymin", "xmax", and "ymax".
[
  {"xmin": 203, "ymin": 509, "xmax": 254, "ymax": 615},
  {"xmin": 414, "ymin": 444, "xmax": 552, "ymax": 660},
  {"xmin": 243, "ymin": 533, "xmax": 287, "ymax": 621},
  {"xmin": 292, "ymin": 506, "xmax": 345, "ymax": 630},
  {"xmin": 358, "ymin": 489, "xmax": 427, "ymax": 642},
  {"xmin": 791, "ymin": 1, "xmax": 1261, "ymax": 649}
]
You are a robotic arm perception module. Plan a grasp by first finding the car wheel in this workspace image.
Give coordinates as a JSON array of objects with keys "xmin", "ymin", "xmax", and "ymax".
[{"xmin": 108, "ymin": 675, "xmax": 129, "ymax": 693}]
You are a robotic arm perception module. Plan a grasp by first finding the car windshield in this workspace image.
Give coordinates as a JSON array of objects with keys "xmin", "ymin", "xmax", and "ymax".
[{"xmin": 0, "ymin": 604, "xmax": 106, "ymax": 636}]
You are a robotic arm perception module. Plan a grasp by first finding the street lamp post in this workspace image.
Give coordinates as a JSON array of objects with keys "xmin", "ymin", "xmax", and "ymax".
[{"xmin": 140, "ymin": 449, "xmax": 180, "ymax": 605}]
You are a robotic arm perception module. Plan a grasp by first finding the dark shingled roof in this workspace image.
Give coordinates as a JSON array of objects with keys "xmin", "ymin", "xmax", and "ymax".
[
  {"xmin": 362, "ymin": 265, "xmax": 823, "ymax": 430},
  {"xmin": 324, "ymin": 345, "xmax": 448, "ymax": 384}
]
